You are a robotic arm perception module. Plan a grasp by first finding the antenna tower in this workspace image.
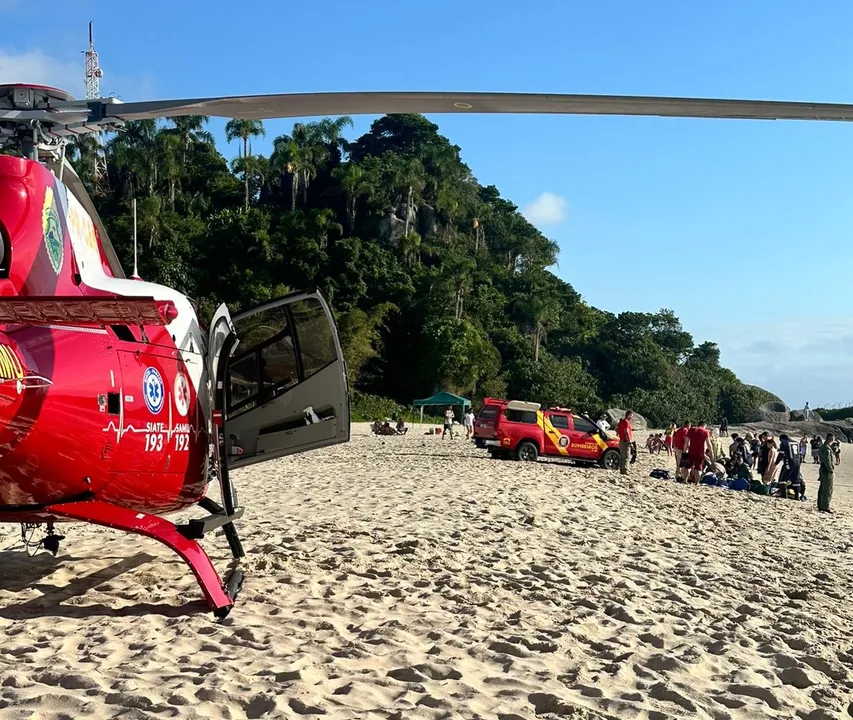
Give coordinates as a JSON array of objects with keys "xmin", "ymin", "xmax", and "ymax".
[{"xmin": 83, "ymin": 21, "xmax": 109, "ymax": 194}]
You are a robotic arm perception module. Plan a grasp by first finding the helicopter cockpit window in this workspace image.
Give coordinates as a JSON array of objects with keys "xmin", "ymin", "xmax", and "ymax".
[
  {"xmin": 289, "ymin": 298, "xmax": 336, "ymax": 380},
  {"xmin": 227, "ymin": 308, "xmax": 299, "ymax": 417},
  {"xmin": 228, "ymin": 353, "xmax": 259, "ymax": 409},
  {"xmin": 225, "ymin": 296, "xmax": 336, "ymax": 418}
]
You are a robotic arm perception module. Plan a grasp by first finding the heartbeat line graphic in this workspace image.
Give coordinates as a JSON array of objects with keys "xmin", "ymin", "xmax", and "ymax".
[{"xmin": 102, "ymin": 386, "xmax": 204, "ymax": 443}]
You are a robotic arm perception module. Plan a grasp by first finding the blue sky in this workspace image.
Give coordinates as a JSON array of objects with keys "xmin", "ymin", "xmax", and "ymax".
[{"xmin": 3, "ymin": 0, "xmax": 853, "ymax": 408}]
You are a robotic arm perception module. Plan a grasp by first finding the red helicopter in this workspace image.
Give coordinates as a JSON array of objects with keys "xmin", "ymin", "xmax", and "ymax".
[{"xmin": 1, "ymin": 83, "xmax": 851, "ymax": 618}]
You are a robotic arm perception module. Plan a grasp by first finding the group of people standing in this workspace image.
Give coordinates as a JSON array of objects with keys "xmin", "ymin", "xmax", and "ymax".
[{"xmin": 634, "ymin": 418, "xmax": 839, "ymax": 514}]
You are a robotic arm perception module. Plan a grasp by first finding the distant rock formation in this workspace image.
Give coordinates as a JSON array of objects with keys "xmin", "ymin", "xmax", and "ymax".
[
  {"xmin": 378, "ymin": 204, "xmax": 442, "ymax": 246},
  {"xmin": 733, "ymin": 419, "xmax": 853, "ymax": 443},
  {"xmin": 605, "ymin": 408, "xmax": 648, "ymax": 431},
  {"xmin": 378, "ymin": 208, "xmax": 406, "ymax": 244},
  {"xmin": 758, "ymin": 400, "xmax": 791, "ymax": 424}
]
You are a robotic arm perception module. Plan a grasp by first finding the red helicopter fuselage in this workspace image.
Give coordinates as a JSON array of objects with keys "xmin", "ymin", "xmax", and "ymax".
[
  {"xmin": 0, "ymin": 148, "xmax": 350, "ymax": 616},
  {"xmin": 0, "ymin": 156, "xmax": 211, "ymax": 522}
]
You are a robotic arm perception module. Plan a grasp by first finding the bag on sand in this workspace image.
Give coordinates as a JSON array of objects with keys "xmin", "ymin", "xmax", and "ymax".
[
  {"xmin": 649, "ymin": 468, "xmax": 671, "ymax": 480},
  {"xmin": 729, "ymin": 477, "xmax": 750, "ymax": 492},
  {"xmin": 750, "ymin": 479, "xmax": 771, "ymax": 496}
]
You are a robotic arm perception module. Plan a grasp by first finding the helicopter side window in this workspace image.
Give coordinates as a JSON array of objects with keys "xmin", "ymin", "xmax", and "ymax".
[
  {"xmin": 225, "ymin": 296, "xmax": 337, "ymax": 419},
  {"xmin": 289, "ymin": 298, "xmax": 336, "ymax": 380},
  {"xmin": 227, "ymin": 312, "xmax": 299, "ymax": 417},
  {"xmin": 228, "ymin": 353, "xmax": 260, "ymax": 410}
]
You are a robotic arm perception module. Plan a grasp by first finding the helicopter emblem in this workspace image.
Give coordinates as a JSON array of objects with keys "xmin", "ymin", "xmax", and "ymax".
[
  {"xmin": 41, "ymin": 185, "xmax": 63, "ymax": 275},
  {"xmin": 143, "ymin": 367, "xmax": 164, "ymax": 415}
]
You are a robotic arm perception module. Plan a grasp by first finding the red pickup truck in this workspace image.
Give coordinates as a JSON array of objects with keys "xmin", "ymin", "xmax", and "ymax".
[{"xmin": 474, "ymin": 398, "xmax": 621, "ymax": 469}]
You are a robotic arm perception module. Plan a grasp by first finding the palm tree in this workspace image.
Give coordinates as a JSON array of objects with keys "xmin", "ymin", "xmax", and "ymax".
[
  {"xmin": 155, "ymin": 131, "xmax": 182, "ymax": 209},
  {"xmin": 270, "ymin": 116, "xmax": 353, "ymax": 210},
  {"xmin": 514, "ymin": 271, "xmax": 560, "ymax": 362},
  {"xmin": 384, "ymin": 156, "xmax": 426, "ymax": 236},
  {"xmin": 225, "ymin": 119, "xmax": 266, "ymax": 210},
  {"xmin": 107, "ymin": 119, "xmax": 159, "ymax": 197},
  {"xmin": 66, "ymin": 134, "xmax": 101, "ymax": 188},
  {"xmin": 167, "ymin": 115, "xmax": 213, "ymax": 163},
  {"xmin": 332, "ymin": 161, "xmax": 368, "ymax": 232},
  {"xmin": 400, "ymin": 230, "xmax": 421, "ymax": 268}
]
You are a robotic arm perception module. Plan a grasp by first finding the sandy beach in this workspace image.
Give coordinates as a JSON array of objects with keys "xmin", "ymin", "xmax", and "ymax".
[{"xmin": 1, "ymin": 423, "xmax": 852, "ymax": 719}]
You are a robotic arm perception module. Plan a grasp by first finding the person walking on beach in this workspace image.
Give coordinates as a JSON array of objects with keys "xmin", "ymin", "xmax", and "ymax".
[
  {"xmin": 684, "ymin": 421, "xmax": 712, "ymax": 484},
  {"xmin": 818, "ymin": 433, "xmax": 835, "ymax": 513},
  {"xmin": 672, "ymin": 421, "xmax": 690, "ymax": 481},
  {"xmin": 442, "ymin": 406, "xmax": 455, "ymax": 439},
  {"xmin": 617, "ymin": 411, "xmax": 634, "ymax": 476},
  {"xmin": 719, "ymin": 416, "xmax": 728, "ymax": 437},
  {"xmin": 663, "ymin": 422, "xmax": 675, "ymax": 456},
  {"xmin": 463, "ymin": 408, "xmax": 475, "ymax": 439}
]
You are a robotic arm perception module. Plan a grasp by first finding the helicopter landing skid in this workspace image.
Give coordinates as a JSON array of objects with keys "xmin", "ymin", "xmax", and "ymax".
[{"xmin": 46, "ymin": 499, "xmax": 237, "ymax": 619}]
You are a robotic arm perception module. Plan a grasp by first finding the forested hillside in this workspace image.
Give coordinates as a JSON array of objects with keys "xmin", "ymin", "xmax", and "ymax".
[{"xmin": 68, "ymin": 113, "xmax": 774, "ymax": 426}]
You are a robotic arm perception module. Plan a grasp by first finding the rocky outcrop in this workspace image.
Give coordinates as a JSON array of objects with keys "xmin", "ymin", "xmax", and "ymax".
[
  {"xmin": 733, "ymin": 419, "xmax": 853, "ymax": 443},
  {"xmin": 758, "ymin": 401, "xmax": 791, "ymax": 424},
  {"xmin": 605, "ymin": 408, "xmax": 648, "ymax": 431},
  {"xmin": 378, "ymin": 208, "xmax": 406, "ymax": 244},
  {"xmin": 418, "ymin": 204, "xmax": 440, "ymax": 239},
  {"xmin": 378, "ymin": 204, "xmax": 442, "ymax": 246}
]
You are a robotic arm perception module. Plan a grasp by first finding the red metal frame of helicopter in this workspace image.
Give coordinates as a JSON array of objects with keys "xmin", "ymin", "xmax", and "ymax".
[{"xmin": 1, "ymin": 83, "xmax": 850, "ymax": 618}]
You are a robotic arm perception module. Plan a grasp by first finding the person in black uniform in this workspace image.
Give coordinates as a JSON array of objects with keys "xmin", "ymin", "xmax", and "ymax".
[{"xmin": 775, "ymin": 434, "xmax": 803, "ymax": 500}]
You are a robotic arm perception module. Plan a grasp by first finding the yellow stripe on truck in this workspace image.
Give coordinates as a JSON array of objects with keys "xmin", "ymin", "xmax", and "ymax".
[
  {"xmin": 541, "ymin": 413, "xmax": 570, "ymax": 455},
  {"xmin": 592, "ymin": 431, "xmax": 608, "ymax": 451}
]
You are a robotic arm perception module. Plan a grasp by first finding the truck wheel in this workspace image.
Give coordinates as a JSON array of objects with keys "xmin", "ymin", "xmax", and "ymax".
[
  {"xmin": 516, "ymin": 441, "xmax": 539, "ymax": 462},
  {"xmin": 600, "ymin": 448, "xmax": 620, "ymax": 470}
]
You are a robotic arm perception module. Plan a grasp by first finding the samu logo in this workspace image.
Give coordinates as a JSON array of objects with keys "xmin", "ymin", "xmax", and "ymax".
[{"xmin": 143, "ymin": 367, "xmax": 164, "ymax": 414}]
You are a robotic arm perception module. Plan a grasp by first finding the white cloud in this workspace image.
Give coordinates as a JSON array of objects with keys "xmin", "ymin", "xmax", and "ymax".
[
  {"xmin": 0, "ymin": 48, "xmax": 82, "ymax": 96},
  {"xmin": 0, "ymin": 47, "xmax": 156, "ymax": 103},
  {"xmin": 523, "ymin": 191, "xmax": 568, "ymax": 226}
]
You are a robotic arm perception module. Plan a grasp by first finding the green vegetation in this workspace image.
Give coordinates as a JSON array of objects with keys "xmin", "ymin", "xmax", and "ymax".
[
  {"xmin": 70, "ymin": 113, "xmax": 776, "ymax": 427},
  {"xmin": 813, "ymin": 406, "xmax": 853, "ymax": 422}
]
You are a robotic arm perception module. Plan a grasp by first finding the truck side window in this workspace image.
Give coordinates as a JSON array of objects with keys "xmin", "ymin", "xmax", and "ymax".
[
  {"xmin": 506, "ymin": 409, "xmax": 538, "ymax": 424},
  {"xmin": 549, "ymin": 414, "xmax": 569, "ymax": 429},
  {"xmin": 573, "ymin": 416, "xmax": 597, "ymax": 434}
]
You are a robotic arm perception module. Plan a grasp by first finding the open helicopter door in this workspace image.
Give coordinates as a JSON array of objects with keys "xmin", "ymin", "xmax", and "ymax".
[{"xmin": 208, "ymin": 288, "xmax": 350, "ymax": 473}]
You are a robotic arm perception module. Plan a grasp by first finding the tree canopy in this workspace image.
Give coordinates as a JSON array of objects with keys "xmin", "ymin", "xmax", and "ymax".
[{"xmin": 71, "ymin": 113, "xmax": 775, "ymax": 426}]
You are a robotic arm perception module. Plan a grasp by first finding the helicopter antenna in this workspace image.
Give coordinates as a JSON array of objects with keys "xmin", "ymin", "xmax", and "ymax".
[
  {"xmin": 83, "ymin": 21, "xmax": 109, "ymax": 195},
  {"xmin": 131, "ymin": 197, "xmax": 140, "ymax": 280}
]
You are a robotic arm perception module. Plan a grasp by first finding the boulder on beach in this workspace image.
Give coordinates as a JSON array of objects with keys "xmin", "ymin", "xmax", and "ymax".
[
  {"xmin": 758, "ymin": 401, "xmax": 791, "ymax": 424},
  {"xmin": 605, "ymin": 408, "xmax": 648, "ymax": 431}
]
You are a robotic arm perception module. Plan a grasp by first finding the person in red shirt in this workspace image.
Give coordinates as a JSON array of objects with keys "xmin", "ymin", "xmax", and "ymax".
[
  {"xmin": 672, "ymin": 421, "xmax": 690, "ymax": 481},
  {"xmin": 684, "ymin": 420, "xmax": 712, "ymax": 483},
  {"xmin": 616, "ymin": 411, "xmax": 634, "ymax": 475}
]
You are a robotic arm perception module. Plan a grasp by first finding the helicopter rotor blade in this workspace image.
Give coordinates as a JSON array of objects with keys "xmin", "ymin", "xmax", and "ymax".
[{"xmin": 97, "ymin": 91, "xmax": 853, "ymax": 123}]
